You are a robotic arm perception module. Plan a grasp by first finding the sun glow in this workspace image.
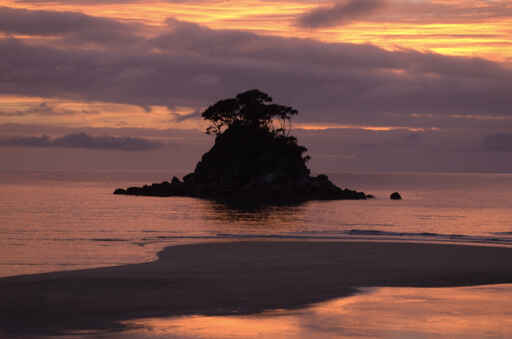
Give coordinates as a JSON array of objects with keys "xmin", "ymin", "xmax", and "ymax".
[
  {"xmin": 296, "ymin": 123, "xmax": 432, "ymax": 132},
  {"xmin": 0, "ymin": 96, "xmax": 204, "ymax": 130}
]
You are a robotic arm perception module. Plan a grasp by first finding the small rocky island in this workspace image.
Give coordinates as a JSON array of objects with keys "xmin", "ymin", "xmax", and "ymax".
[{"xmin": 114, "ymin": 90, "xmax": 368, "ymax": 204}]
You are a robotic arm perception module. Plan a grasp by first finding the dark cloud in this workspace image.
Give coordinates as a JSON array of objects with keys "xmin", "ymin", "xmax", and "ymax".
[
  {"xmin": 384, "ymin": 0, "xmax": 512, "ymax": 24},
  {"xmin": 0, "ymin": 6, "xmax": 142, "ymax": 46},
  {"xmin": 0, "ymin": 124, "xmax": 210, "ymax": 172},
  {"xmin": 0, "ymin": 8, "xmax": 511, "ymax": 131},
  {"xmin": 0, "ymin": 6, "xmax": 108, "ymax": 35},
  {"xmin": 297, "ymin": 0, "xmax": 386, "ymax": 28},
  {"xmin": 296, "ymin": 0, "xmax": 512, "ymax": 26},
  {"xmin": 0, "ymin": 123, "xmax": 210, "ymax": 144},
  {"xmin": 2, "ymin": 123, "xmax": 512, "ymax": 173},
  {"xmin": 0, "ymin": 132, "xmax": 162, "ymax": 151},
  {"xmin": 0, "ymin": 102, "xmax": 98, "ymax": 117},
  {"xmin": 293, "ymin": 127, "xmax": 505, "ymax": 172},
  {"xmin": 483, "ymin": 134, "xmax": 512, "ymax": 152},
  {"xmin": 173, "ymin": 109, "xmax": 202, "ymax": 122},
  {"xmin": 0, "ymin": 102, "xmax": 54, "ymax": 117}
]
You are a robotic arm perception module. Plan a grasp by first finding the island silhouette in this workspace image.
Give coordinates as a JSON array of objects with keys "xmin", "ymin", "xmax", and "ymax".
[{"xmin": 114, "ymin": 89, "xmax": 368, "ymax": 203}]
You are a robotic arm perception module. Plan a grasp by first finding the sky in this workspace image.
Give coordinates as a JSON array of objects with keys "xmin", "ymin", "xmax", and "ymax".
[{"xmin": 1, "ymin": 0, "xmax": 512, "ymax": 174}]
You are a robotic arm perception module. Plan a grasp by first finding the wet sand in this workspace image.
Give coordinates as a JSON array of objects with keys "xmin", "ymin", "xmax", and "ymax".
[{"xmin": 1, "ymin": 241, "xmax": 512, "ymax": 336}]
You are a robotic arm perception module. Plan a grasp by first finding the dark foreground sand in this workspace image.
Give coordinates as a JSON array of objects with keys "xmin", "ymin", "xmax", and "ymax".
[{"xmin": 1, "ymin": 241, "xmax": 512, "ymax": 336}]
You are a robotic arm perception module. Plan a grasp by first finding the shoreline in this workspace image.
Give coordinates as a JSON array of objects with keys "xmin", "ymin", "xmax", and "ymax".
[{"xmin": 2, "ymin": 240, "xmax": 512, "ymax": 336}]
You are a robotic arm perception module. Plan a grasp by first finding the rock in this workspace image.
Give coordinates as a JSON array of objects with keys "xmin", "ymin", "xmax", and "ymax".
[
  {"xmin": 113, "ymin": 102, "xmax": 371, "ymax": 204},
  {"xmin": 316, "ymin": 174, "xmax": 329, "ymax": 181},
  {"xmin": 123, "ymin": 187, "xmax": 138, "ymax": 195},
  {"xmin": 366, "ymin": 194, "xmax": 375, "ymax": 199},
  {"xmin": 182, "ymin": 173, "xmax": 195, "ymax": 183},
  {"xmin": 113, "ymin": 188, "xmax": 126, "ymax": 195},
  {"xmin": 390, "ymin": 192, "xmax": 402, "ymax": 200}
]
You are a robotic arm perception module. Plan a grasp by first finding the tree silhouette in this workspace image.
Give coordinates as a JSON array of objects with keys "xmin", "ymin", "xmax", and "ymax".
[{"xmin": 201, "ymin": 89, "xmax": 298, "ymax": 136}]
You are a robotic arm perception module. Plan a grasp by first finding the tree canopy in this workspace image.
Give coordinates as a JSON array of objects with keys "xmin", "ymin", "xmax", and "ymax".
[{"xmin": 201, "ymin": 89, "xmax": 298, "ymax": 136}]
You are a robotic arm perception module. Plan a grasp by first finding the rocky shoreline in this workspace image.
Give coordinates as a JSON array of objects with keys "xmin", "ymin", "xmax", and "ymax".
[{"xmin": 114, "ymin": 173, "xmax": 368, "ymax": 203}]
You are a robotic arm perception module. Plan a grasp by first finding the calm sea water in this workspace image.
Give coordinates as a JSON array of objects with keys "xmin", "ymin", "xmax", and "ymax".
[{"xmin": 1, "ymin": 170, "xmax": 512, "ymax": 278}]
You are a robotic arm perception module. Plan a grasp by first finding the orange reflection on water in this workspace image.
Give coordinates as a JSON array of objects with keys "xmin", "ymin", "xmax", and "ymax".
[
  {"xmin": 125, "ymin": 284, "xmax": 512, "ymax": 338},
  {"xmin": 311, "ymin": 286, "xmax": 512, "ymax": 338},
  {"xmin": 137, "ymin": 315, "xmax": 301, "ymax": 338}
]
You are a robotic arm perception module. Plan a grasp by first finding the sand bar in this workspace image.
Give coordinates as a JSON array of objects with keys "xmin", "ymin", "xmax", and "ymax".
[{"xmin": 1, "ymin": 241, "xmax": 512, "ymax": 335}]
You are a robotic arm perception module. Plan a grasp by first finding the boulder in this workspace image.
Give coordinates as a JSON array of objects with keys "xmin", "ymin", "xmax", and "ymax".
[
  {"xmin": 390, "ymin": 192, "xmax": 402, "ymax": 200},
  {"xmin": 113, "ymin": 188, "xmax": 126, "ymax": 195}
]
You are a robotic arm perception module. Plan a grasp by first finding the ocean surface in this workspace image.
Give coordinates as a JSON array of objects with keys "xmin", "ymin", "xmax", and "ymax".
[{"xmin": 2, "ymin": 170, "xmax": 512, "ymax": 278}]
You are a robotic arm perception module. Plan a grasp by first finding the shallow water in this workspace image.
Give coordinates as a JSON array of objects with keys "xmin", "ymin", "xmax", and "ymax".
[
  {"xmin": 4, "ymin": 170, "xmax": 512, "ymax": 338},
  {"xmin": 2, "ymin": 170, "xmax": 512, "ymax": 277},
  {"xmin": 49, "ymin": 284, "xmax": 512, "ymax": 339}
]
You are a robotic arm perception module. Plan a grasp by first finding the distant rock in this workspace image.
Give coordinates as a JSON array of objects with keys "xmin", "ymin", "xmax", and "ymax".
[
  {"xmin": 114, "ymin": 89, "xmax": 369, "ymax": 204},
  {"xmin": 390, "ymin": 192, "xmax": 402, "ymax": 200},
  {"xmin": 366, "ymin": 194, "xmax": 375, "ymax": 199},
  {"xmin": 113, "ymin": 188, "xmax": 126, "ymax": 194}
]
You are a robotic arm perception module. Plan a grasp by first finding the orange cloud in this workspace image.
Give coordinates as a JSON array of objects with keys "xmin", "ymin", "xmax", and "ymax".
[
  {"xmin": 1, "ymin": 1, "xmax": 511, "ymax": 132},
  {"xmin": 1, "ymin": 0, "xmax": 511, "ymax": 61}
]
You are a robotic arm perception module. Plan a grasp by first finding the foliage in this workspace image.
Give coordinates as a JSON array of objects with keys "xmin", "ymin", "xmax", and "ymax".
[
  {"xmin": 201, "ymin": 89, "xmax": 298, "ymax": 136},
  {"xmin": 193, "ymin": 121, "xmax": 311, "ymax": 185}
]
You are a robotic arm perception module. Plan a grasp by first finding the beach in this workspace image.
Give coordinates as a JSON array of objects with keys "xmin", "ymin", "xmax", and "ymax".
[{"xmin": 1, "ymin": 241, "xmax": 512, "ymax": 336}]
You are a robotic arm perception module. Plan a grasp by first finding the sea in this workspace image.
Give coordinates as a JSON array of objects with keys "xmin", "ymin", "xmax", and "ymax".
[
  {"xmin": 2, "ymin": 170, "xmax": 512, "ymax": 338},
  {"xmin": 2, "ymin": 170, "xmax": 512, "ymax": 278}
]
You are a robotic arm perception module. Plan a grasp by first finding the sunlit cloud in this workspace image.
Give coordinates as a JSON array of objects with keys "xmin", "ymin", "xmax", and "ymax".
[
  {"xmin": 1, "ymin": 0, "xmax": 511, "ymax": 61},
  {"xmin": 297, "ymin": 0, "xmax": 387, "ymax": 29},
  {"xmin": 0, "ymin": 96, "xmax": 204, "ymax": 129},
  {"xmin": 295, "ymin": 123, "xmax": 434, "ymax": 132},
  {"xmin": 0, "ymin": 10, "xmax": 511, "ymax": 133}
]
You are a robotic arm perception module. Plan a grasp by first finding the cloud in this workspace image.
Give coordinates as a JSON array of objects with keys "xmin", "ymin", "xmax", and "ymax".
[
  {"xmin": 295, "ymin": 0, "xmax": 512, "ymax": 26},
  {"xmin": 13, "ymin": 0, "xmax": 199, "ymax": 3},
  {"xmin": 297, "ymin": 0, "xmax": 386, "ymax": 28},
  {"xmin": 483, "ymin": 134, "xmax": 512, "ymax": 152},
  {"xmin": 0, "ymin": 6, "xmax": 142, "ymax": 46},
  {"xmin": 0, "ymin": 132, "xmax": 163, "ymax": 151},
  {"xmin": 0, "ymin": 102, "xmax": 98, "ymax": 117},
  {"xmin": 0, "ymin": 124, "xmax": 210, "ymax": 172},
  {"xmin": 2, "ymin": 123, "xmax": 512, "ymax": 173},
  {"xmin": 386, "ymin": 0, "xmax": 512, "ymax": 24},
  {"xmin": 173, "ymin": 109, "xmax": 202, "ymax": 122},
  {"xmin": 0, "ymin": 8, "xmax": 511, "ymax": 131},
  {"xmin": 10, "ymin": 0, "xmax": 512, "ymax": 25}
]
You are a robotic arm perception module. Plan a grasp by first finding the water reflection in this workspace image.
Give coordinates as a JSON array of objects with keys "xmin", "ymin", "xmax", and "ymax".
[
  {"xmin": 113, "ymin": 284, "xmax": 512, "ymax": 339},
  {"xmin": 203, "ymin": 200, "xmax": 307, "ymax": 224}
]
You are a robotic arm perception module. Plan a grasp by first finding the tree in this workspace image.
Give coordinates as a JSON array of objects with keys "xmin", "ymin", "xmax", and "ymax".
[{"xmin": 201, "ymin": 89, "xmax": 298, "ymax": 136}]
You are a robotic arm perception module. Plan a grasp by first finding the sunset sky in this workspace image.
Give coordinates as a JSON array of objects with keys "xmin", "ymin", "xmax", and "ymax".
[{"xmin": 1, "ymin": 0, "xmax": 512, "ymax": 173}]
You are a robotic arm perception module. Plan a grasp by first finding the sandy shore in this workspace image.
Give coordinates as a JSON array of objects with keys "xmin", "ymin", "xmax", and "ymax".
[{"xmin": 1, "ymin": 241, "xmax": 512, "ymax": 335}]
